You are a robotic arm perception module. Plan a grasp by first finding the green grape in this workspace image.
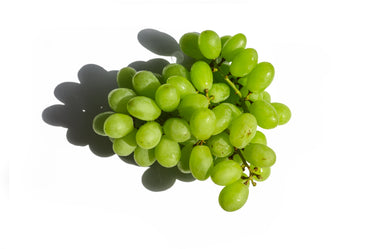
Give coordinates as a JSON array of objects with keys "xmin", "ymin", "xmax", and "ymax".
[
  {"xmin": 108, "ymin": 88, "xmax": 136, "ymax": 114},
  {"xmin": 243, "ymin": 143, "xmax": 276, "ymax": 168},
  {"xmin": 271, "ymin": 102, "xmax": 291, "ymax": 125},
  {"xmin": 132, "ymin": 71, "xmax": 161, "ymax": 99},
  {"xmin": 221, "ymin": 33, "xmax": 247, "ymax": 62},
  {"xmin": 179, "ymin": 136, "xmax": 198, "ymax": 146},
  {"xmin": 209, "ymin": 83, "xmax": 230, "ymax": 103},
  {"xmin": 92, "ymin": 111, "xmax": 114, "ymax": 136},
  {"xmin": 136, "ymin": 121, "xmax": 162, "ymax": 149},
  {"xmin": 212, "ymin": 103, "xmax": 233, "ymax": 135},
  {"xmin": 262, "ymin": 91, "xmax": 271, "ymax": 102},
  {"xmin": 190, "ymin": 61, "xmax": 213, "ymax": 92},
  {"xmin": 229, "ymin": 113, "xmax": 257, "ymax": 148},
  {"xmin": 155, "ymin": 136, "xmax": 181, "ymax": 168},
  {"xmin": 178, "ymin": 93, "xmax": 209, "ymax": 121},
  {"xmin": 232, "ymin": 153, "xmax": 243, "ymax": 165},
  {"xmin": 155, "ymin": 84, "xmax": 180, "ymax": 112},
  {"xmin": 230, "ymin": 48, "xmax": 258, "ymax": 77},
  {"xmin": 134, "ymin": 147, "xmax": 156, "ymax": 167},
  {"xmin": 214, "ymin": 157, "xmax": 229, "ymax": 165},
  {"xmin": 244, "ymin": 100, "xmax": 251, "ymax": 110},
  {"xmin": 189, "ymin": 108, "xmax": 216, "ymax": 140},
  {"xmin": 163, "ymin": 118, "xmax": 191, "ymax": 143},
  {"xmin": 153, "ymin": 73, "xmax": 165, "ymax": 84},
  {"xmin": 127, "ymin": 96, "xmax": 161, "ymax": 121},
  {"xmin": 211, "ymin": 160, "xmax": 243, "ymax": 186},
  {"xmin": 250, "ymin": 165, "xmax": 271, "ymax": 182},
  {"xmin": 207, "ymin": 132, "xmax": 234, "ymax": 158},
  {"xmin": 198, "ymin": 30, "xmax": 221, "ymax": 59},
  {"xmin": 162, "ymin": 63, "xmax": 190, "ymax": 81},
  {"xmin": 103, "ymin": 113, "xmax": 134, "ymax": 138},
  {"xmin": 189, "ymin": 145, "xmax": 213, "ymax": 180},
  {"xmin": 117, "ymin": 67, "xmax": 136, "ymax": 89},
  {"xmin": 250, "ymin": 130, "xmax": 267, "ymax": 145},
  {"xmin": 177, "ymin": 143, "xmax": 193, "ymax": 173},
  {"xmin": 246, "ymin": 92, "xmax": 263, "ymax": 102},
  {"xmin": 179, "ymin": 32, "xmax": 204, "ymax": 60},
  {"xmin": 166, "ymin": 76, "xmax": 196, "ymax": 98},
  {"xmin": 245, "ymin": 62, "xmax": 275, "ymax": 93},
  {"xmin": 249, "ymin": 100, "xmax": 278, "ymax": 129},
  {"xmin": 219, "ymin": 181, "xmax": 249, "ymax": 212},
  {"xmin": 219, "ymin": 103, "xmax": 242, "ymax": 119},
  {"xmin": 112, "ymin": 128, "xmax": 137, "ymax": 156},
  {"xmin": 220, "ymin": 35, "xmax": 232, "ymax": 48}
]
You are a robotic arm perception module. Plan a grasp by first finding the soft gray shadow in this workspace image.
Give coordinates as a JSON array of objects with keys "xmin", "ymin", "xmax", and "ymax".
[{"xmin": 42, "ymin": 29, "xmax": 195, "ymax": 191}]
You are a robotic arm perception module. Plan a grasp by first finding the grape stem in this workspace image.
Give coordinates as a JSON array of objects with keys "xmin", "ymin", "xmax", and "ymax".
[
  {"xmin": 236, "ymin": 149, "xmax": 257, "ymax": 187},
  {"xmin": 224, "ymin": 76, "xmax": 242, "ymax": 98},
  {"xmin": 212, "ymin": 62, "xmax": 242, "ymax": 98}
]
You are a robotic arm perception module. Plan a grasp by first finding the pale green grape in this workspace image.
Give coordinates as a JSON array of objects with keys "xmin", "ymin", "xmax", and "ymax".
[
  {"xmin": 211, "ymin": 160, "xmax": 243, "ymax": 186},
  {"xmin": 250, "ymin": 130, "xmax": 267, "ymax": 145},
  {"xmin": 155, "ymin": 84, "xmax": 180, "ymax": 112},
  {"xmin": 220, "ymin": 35, "xmax": 232, "ymax": 48},
  {"xmin": 190, "ymin": 61, "xmax": 213, "ymax": 92},
  {"xmin": 219, "ymin": 103, "xmax": 242, "ymax": 119},
  {"xmin": 112, "ymin": 128, "xmax": 137, "ymax": 156},
  {"xmin": 221, "ymin": 33, "xmax": 247, "ymax": 61},
  {"xmin": 178, "ymin": 93, "xmax": 209, "ymax": 121},
  {"xmin": 166, "ymin": 76, "xmax": 196, "ymax": 98},
  {"xmin": 108, "ymin": 88, "xmax": 136, "ymax": 114},
  {"xmin": 209, "ymin": 83, "xmax": 230, "ymax": 103},
  {"xmin": 262, "ymin": 91, "xmax": 271, "ymax": 102},
  {"xmin": 179, "ymin": 32, "xmax": 204, "ymax": 60},
  {"xmin": 189, "ymin": 108, "xmax": 216, "ymax": 140},
  {"xmin": 155, "ymin": 136, "xmax": 181, "ymax": 168},
  {"xmin": 214, "ymin": 157, "xmax": 229, "ymax": 165},
  {"xmin": 229, "ymin": 113, "xmax": 257, "ymax": 148},
  {"xmin": 249, "ymin": 100, "xmax": 278, "ymax": 129},
  {"xmin": 163, "ymin": 118, "xmax": 191, "ymax": 143},
  {"xmin": 136, "ymin": 121, "xmax": 162, "ymax": 149},
  {"xmin": 245, "ymin": 62, "xmax": 275, "ymax": 93},
  {"xmin": 219, "ymin": 181, "xmax": 249, "ymax": 212},
  {"xmin": 246, "ymin": 92, "xmax": 263, "ymax": 102},
  {"xmin": 127, "ymin": 96, "xmax": 161, "ymax": 121},
  {"xmin": 271, "ymin": 102, "xmax": 291, "ymax": 125},
  {"xmin": 250, "ymin": 165, "xmax": 271, "ymax": 182},
  {"xmin": 132, "ymin": 71, "xmax": 161, "ymax": 99},
  {"xmin": 117, "ymin": 67, "xmax": 136, "ymax": 89},
  {"xmin": 189, "ymin": 145, "xmax": 213, "ymax": 180},
  {"xmin": 103, "ymin": 113, "xmax": 134, "ymax": 138},
  {"xmin": 134, "ymin": 147, "xmax": 156, "ymax": 167},
  {"xmin": 232, "ymin": 154, "xmax": 243, "ymax": 165},
  {"xmin": 198, "ymin": 30, "xmax": 221, "ymax": 59},
  {"xmin": 92, "ymin": 111, "xmax": 114, "ymax": 136},
  {"xmin": 207, "ymin": 132, "xmax": 234, "ymax": 158},
  {"xmin": 162, "ymin": 63, "xmax": 190, "ymax": 81},
  {"xmin": 230, "ymin": 48, "xmax": 258, "ymax": 77},
  {"xmin": 179, "ymin": 136, "xmax": 198, "ymax": 146},
  {"xmin": 212, "ymin": 104, "xmax": 233, "ymax": 135},
  {"xmin": 177, "ymin": 143, "xmax": 193, "ymax": 173},
  {"xmin": 243, "ymin": 143, "xmax": 276, "ymax": 168}
]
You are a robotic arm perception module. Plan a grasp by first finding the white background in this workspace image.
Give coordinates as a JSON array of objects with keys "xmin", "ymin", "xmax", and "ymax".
[{"xmin": 1, "ymin": 0, "xmax": 373, "ymax": 248}]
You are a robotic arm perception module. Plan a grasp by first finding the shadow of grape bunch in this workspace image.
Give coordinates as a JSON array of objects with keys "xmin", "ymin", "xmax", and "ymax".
[{"xmin": 42, "ymin": 29, "xmax": 196, "ymax": 191}]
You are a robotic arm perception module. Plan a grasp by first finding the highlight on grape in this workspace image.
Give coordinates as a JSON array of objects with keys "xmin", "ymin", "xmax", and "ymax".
[{"xmin": 92, "ymin": 30, "xmax": 291, "ymax": 212}]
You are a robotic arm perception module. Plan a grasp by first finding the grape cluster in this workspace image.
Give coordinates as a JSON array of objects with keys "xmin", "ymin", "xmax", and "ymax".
[{"xmin": 92, "ymin": 30, "xmax": 291, "ymax": 212}]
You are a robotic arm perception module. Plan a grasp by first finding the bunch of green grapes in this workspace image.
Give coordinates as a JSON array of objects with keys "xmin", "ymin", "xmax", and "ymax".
[{"xmin": 92, "ymin": 30, "xmax": 291, "ymax": 212}]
